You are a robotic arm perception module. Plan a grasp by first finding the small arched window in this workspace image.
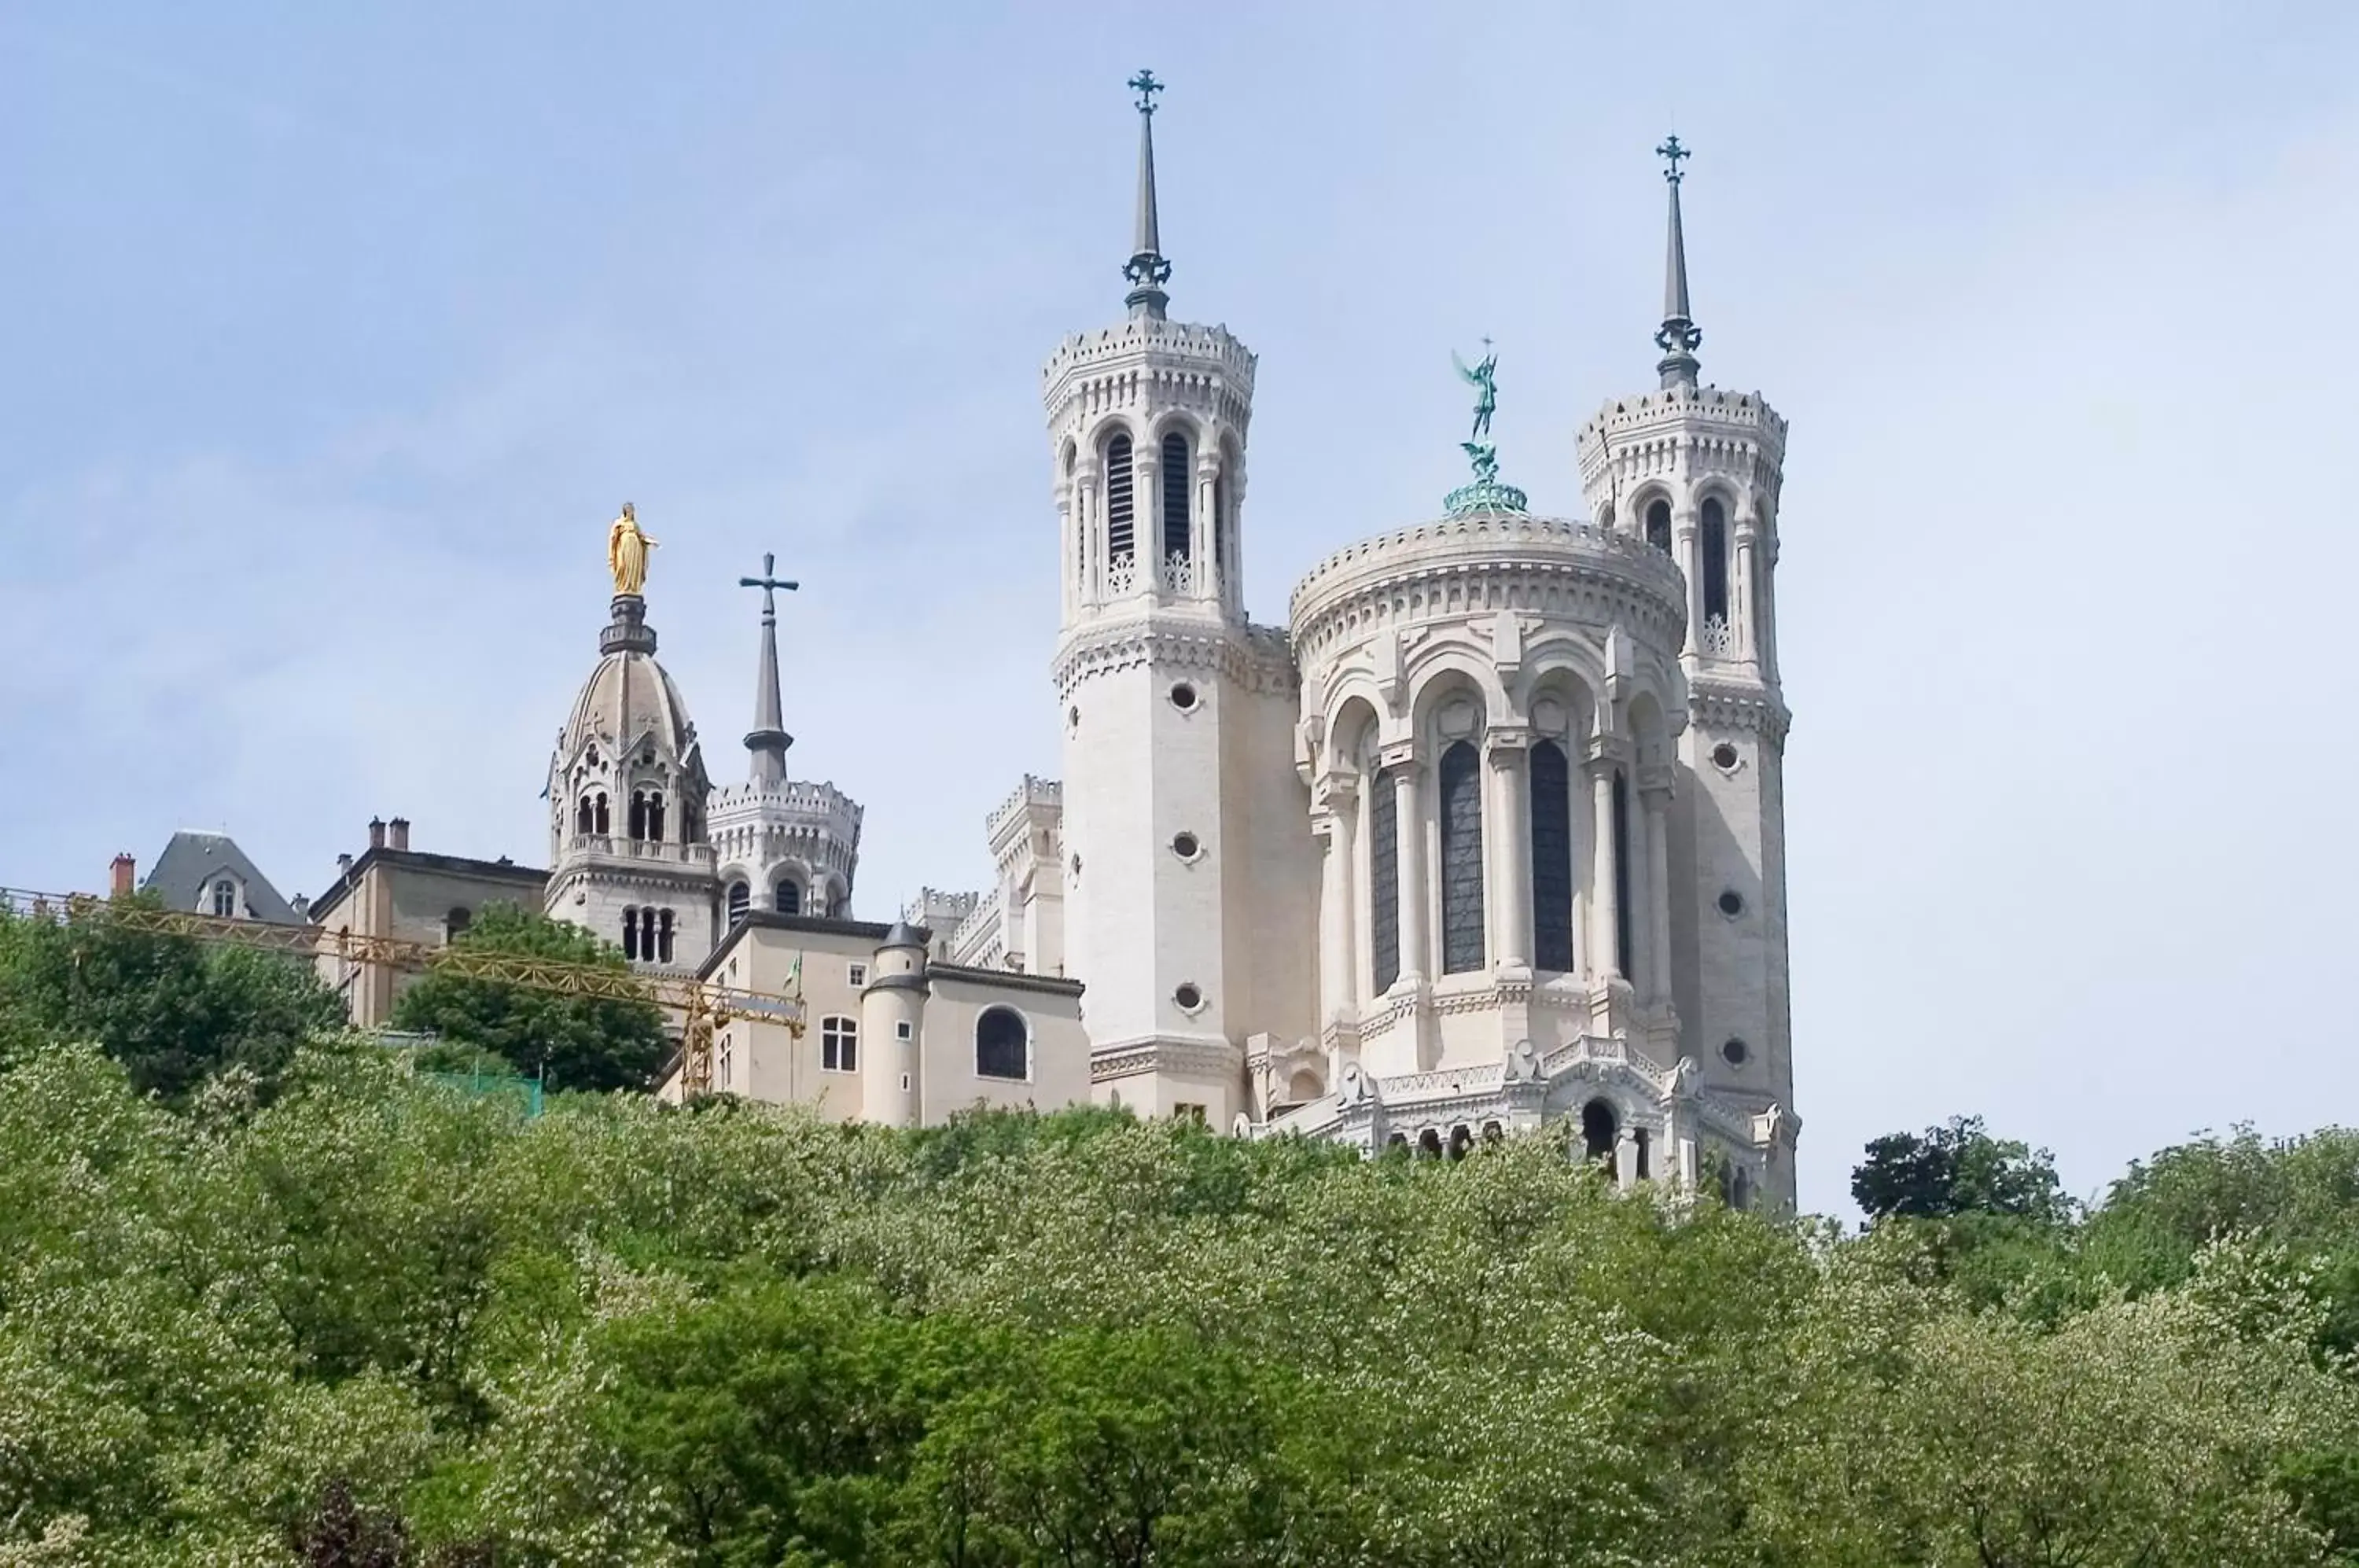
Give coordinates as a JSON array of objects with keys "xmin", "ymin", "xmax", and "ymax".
[
  {"xmin": 1368, "ymin": 764, "xmax": 1400, "ymax": 993},
  {"xmin": 1161, "ymin": 431, "xmax": 1191, "ymax": 562},
  {"xmin": 775, "ymin": 879, "xmax": 800, "ymax": 916},
  {"xmin": 627, "ymin": 792, "xmax": 646, "ymax": 841},
  {"xmin": 1701, "ymin": 496, "xmax": 1730, "ymax": 625},
  {"xmin": 211, "ymin": 880, "xmax": 237, "ymax": 918},
  {"xmin": 1581, "ymin": 1099, "xmax": 1617, "ymax": 1164},
  {"xmin": 646, "ymin": 792, "xmax": 666, "ymax": 842},
  {"xmin": 657, "ymin": 908, "xmax": 675, "ymax": 964},
  {"xmin": 1634, "ymin": 1125, "xmax": 1652, "ymax": 1182},
  {"xmin": 1530, "ymin": 740, "xmax": 1574, "ymax": 971},
  {"xmin": 1104, "ymin": 432, "xmax": 1135, "ymax": 561},
  {"xmin": 1645, "ymin": 499, "xmax": 1673, "ymax": 554},
  {"xmin": 727, "ymin": 881, "xmax": 749, "ymax": 926},
  {"xmin": 1438, "ymin": 740, "xmax": 1485, "ymax": 974},
  {"xmin": 593, "ymin": 793, "xmax": 610, "ymax": 836},
  {"xmin": 975, "ymin": 1007, "xmax": 1029, "ymax": 1080},
  {"xmin": 445, "ymin": 907, "xmax": 471, "ymax": 940},
  {"xmin": 576, "ymin": 797, "xmax": 594, "ymax": 836},
  {"xmin": 621, "ymin": 906, "xmax": 641, "ymax": 962}
]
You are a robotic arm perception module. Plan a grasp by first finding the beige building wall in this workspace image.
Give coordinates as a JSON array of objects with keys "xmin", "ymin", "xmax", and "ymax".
[{"xmin": 306, "ymin": 838, "xmax": 548, "ymax": 1028}]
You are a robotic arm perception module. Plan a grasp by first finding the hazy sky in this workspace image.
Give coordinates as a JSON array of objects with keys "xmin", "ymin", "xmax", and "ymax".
[{"xmin": 4, "ymin": 2, "xmax": 2354, "ymax": 1216}]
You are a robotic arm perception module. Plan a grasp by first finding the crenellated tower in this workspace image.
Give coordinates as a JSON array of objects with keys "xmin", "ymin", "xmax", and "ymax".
[
  {"xmin": 1047, "ymin": 72, "xmax": 1317, "ymax": 1122},
  {"xmin": 1577, "ymin": 138, "xmax": 1798, "ymax": 1206}
]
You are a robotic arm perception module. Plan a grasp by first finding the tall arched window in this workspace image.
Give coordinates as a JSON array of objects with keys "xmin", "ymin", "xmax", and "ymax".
[
  {"xmin": 1369, "ymin": 767, "xmax": 1400, "ymax": 993},
  {"xmin": 1581, "ymin": 1099, "xmax": 1617, "ymax": 1163},
  {"xmin": 576, "ymin": 797, "xmax": 594, "ymax": 835},
  {"xmin": 646, "ymin": 792, "xmax": 666, "ymax": 842},
  {"xmin": 627, "ymin": 792, "xmax": 647, "ymax": 841},
  {"xmin": 1160, "ymin": 432, "xmax": 1191, "ymax": 562},
  {"xmin": 1701, "ymin": 497, "xmax": 1729, "ymax": 625},
  {"xmin": 622, "ymin": 907, "xmax": 641, "ymax": 962},
  {"xmin": 727, "ymin": 881, "xmax": 749, "ymax": 926},
  {"xmin": 1645, "ymin": 499, "xmax": 1672, "ymax": 554},
  {"xmin": 976, "ymin": 1007, "xmax": 1029, "ymax": 1080},
  {"xmin": 1437, "ymin": 742, "xmax": 1485, "ymax": 974},
  {"xmin": 594, "ymin": 793, "xmax": 610, "ymax": 836},
  {"xmin": 1530, "ymin": 740, "xmax": 1573, "ymax": 971},
  {"xmin": 657, "ymin": 908, "xmax": 675, "ymax": 963},
  {"xmin": 1104, "ymin": 432, "xmax": 1135, "ymax": 562},
  {"xmin": 1611, "ymin": 771, "xmax": 1634, "ymax": 978},
  {"xmin": 775, "ymin": 879, "xmax": 800, "ymax": 915}
]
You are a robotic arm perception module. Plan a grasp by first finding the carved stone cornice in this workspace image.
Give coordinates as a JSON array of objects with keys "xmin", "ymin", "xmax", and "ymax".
[
  {"xmin": 1051, "ymin": 616, "xmax": 1297, "ymax": 700},
  {"xmin": 1088, "ymin": 1036, "xmax": 1244, "ymax": 1084},
  {"xmin": 1688, "ymin": 678, "xmax": 1791, "ymax": 744}
]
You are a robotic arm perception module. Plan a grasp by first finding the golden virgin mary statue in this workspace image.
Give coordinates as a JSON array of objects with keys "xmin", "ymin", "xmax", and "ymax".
[{"xmin": 607, "ymin": 502, "xmax": 659, "ymax": 596}]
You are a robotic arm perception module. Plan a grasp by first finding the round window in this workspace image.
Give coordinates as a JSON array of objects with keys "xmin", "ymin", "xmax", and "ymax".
[
  {"xmin": 1717, "ymin": 889, "xmax": 1745, "ymax": 918},
  {"xmin": 1711, "ymin": 742, "xmax": 1739, "ymax": 771},
  {"xmin": 1171, "ymin": 831, "xmax": 1200, "ymax": 860},
  {"xmin": 1721, "ymin": 1037, "xmax": 1749, "ymax": 1066},
  {"xmin": 1168, "ymin": 682, "xmax": 1199, "ymax": 712},
  {"xmin": 1173, "ymin": 983, "xmax": 1204, "ymax": 1012}
]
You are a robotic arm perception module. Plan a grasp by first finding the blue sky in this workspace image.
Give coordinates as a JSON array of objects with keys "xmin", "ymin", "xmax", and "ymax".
[{"xmin": 4, "ymin": 2, "xmax": 2354, "ymax": 1216}]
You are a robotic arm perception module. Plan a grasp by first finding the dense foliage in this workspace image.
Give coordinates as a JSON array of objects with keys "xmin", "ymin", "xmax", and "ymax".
[
  {"xmin": 386, "ymin": 904, "xmax": 668, "ymax": 1092},
  {"xmin": 0, "ymin": 1033, "xmax": 2353, "ymax": 1566}
]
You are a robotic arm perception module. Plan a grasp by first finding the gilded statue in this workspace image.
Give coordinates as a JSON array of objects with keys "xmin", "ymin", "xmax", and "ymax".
[{"xmin": 607, "ymin": 502, "xmax": 659, "ymax": 596}]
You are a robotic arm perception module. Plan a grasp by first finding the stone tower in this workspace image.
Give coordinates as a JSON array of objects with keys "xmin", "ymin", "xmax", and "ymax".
[
  {"xmin": 1577, "ymin": 139, "xmax": 1798, "ymax": 1207},
  {"xmin": 1047, "ymin": 72, "xmax": 1317, "ymax": 1121},
  {"xmin": 707, "ymin": 554, "xmax": 864, "ymax": 926},
  {"xmin": 544, "ymin": 572, "xmax": 721, "ymax": 971}
]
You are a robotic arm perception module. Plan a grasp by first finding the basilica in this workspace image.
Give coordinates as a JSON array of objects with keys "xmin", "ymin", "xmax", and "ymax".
[{"xmin": 295, "ymin": 82, "xmax": 1800, "ymax": 1207}]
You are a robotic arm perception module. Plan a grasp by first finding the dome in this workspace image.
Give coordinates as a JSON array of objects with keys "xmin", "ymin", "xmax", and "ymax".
[{"xmin": 561, "ymin": 647, "xmax": 699, "ymax": 760}]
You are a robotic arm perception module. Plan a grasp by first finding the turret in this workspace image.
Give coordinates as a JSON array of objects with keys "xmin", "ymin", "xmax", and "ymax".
[{"xmin": 859, "ymin": 921, "xmax": 929, "ymax": 1125}]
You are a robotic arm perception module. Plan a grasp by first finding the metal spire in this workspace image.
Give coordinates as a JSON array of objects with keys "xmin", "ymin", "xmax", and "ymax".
[
  {"xmin": 1654, "ymin": 134, "xmax": 1702, "ymax": 389},
  {"xmin": 738, "ymin": 552, "xmax": 798, "ymax": 786},
  {"xmin": 1123, "ymin": 69, "xmax": 1172, "ymax": 319}
]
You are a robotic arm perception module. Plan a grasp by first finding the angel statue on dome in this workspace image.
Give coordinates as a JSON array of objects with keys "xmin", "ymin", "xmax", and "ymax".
[
  {"xmin": 1452, "ymin": 338, "xmax": 1498, "ymax": 445},
  {"xmin": 608, "ymin": 502, "xmax": 659, "ymax": 596}
]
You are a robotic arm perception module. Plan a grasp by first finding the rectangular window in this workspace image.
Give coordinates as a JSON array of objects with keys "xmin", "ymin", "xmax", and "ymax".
[
  {"xmin": 895, "ymin": 1019, "xmax": 913, "ymax": 1041},
  {"xmin": 1369, "ymin": 767, "xmax": 1400, "ymax": 992},
  {"xmin": 848, "ymin": 963, "xmax": 868, "ymax": 987},
  {"xmin": 1174, "ymin": 1102, "xmax": 1208, "ymax": 1125},
  {"xmin": 822, "ymin": 1015, "xmax": 859, "ymax": 1073}
]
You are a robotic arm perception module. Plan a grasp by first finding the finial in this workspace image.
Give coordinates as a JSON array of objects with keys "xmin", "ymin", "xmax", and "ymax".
[
  {"xmin": 1122, "ymin": 69, "xmax": 1172, "ymax": 319},
  {"xmin": 1653, "ymin": 135, "xmax": 1702, "ymax": 388}
]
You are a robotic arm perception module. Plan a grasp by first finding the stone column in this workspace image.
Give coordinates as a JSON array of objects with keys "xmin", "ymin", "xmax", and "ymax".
[
  {"xmin": 1614, "ymin": 1125, "xmax": 1640, "ymax": 1189},
  {"xmin": 1054, "ymin": 478, "xmax": 1076, "ymax": 622},
  {"xmin": 1584, "ymin": 749, "xmax": 1622, "ymax": 980},
  {"xmin": 1384, "ymin": 743, "xmax": 1428, "ymax": 985},
  {"xmin": 1673, "ymin": 504, "xmax": 1702, "ymax": 659},
  {"xmin": 1194, "ymin": 454, "xmax": 1220, "ymax": 604},
  {"xmin": 1074, "ymin": 458, "xmax": 1101, "ymax": 607},
  {"xmin": 1137, "ymin": 451, "xmax": 1164, "ymax": 589},
  {"xmin": 1315, "ymin": 777, "xmax": 1359, "ymax": 1022},
  {"xmin": 1642, "ymin": 777, "xmax": 1674, "ymax": 1006},
  {"xmin": 1734, "ymin": 507, "xmax": 1761, "ymax": 669},
  {"xmin": 1485, "ymin": 731, "xmax": 1531, "ymax": 969}
]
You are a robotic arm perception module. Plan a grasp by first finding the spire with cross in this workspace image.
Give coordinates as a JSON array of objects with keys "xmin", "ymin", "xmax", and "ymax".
[
  {"xmin": 1123, "ymin": 69, "xmax": 1172, "ymax": 318},
  {"xmin": 1653, "ymin": 134, "xmax": 1703, "ymax": 388},
  {"xmin": 738, "ymin": 552, "xmax": 799, "ymax": 784}
]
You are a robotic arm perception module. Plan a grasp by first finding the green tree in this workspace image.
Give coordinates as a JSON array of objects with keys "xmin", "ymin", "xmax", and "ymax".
[
  {"xmin": 0, "ymin": 892, "xmax": 343, "ymax": 1099},
  {"xmin": 1852, "ymin": 1113, "xmax": 2070, "ymax": 1224},
  {"xmin": 388, "ymin": 904, "xmax": 666, "ymax": 1093}
]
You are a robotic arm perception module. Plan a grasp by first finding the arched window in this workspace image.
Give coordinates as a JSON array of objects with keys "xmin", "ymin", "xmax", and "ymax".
[
  {"xmin": 1634, "ymin": 1126, "xmax": 1652, "ymax": 1182},
  {"xmin": 1438, "ymin": 741, "xmax": 1484, "ymax": 974},
  {"xmin": 975, "ymin": 1007, "xmax": 1029, "ymax": 1080},
  {"xmin": 1368, "ymin": 766, "xmax": 1400, "ymax": 992},
  {"xmin": 594, "ymin": 793, "xmax": 610, "ymax": 836},
  {"xmin": 446, "ymin": 907, "xmax": 471, "ymax": 940},
  {"xmin": 726, "ymin": 881, "xmax": 749, "ymax": 926},
  {"xmin": 1104, "ymin": 432, "xmax": 1135, "ymax": 562},
  {"xmin": 1701, "ymin": 496, "xmax": 1729, "ymax": 625},
  {"xmin": 1160, "ymin": 432, "xmax": 1191, "ymax": 562},
  {"xmin": 622, "ymin": 906, "xmax": 641, "ymax": 962},
  {"xmin": 1612, "ymin": 770, "xmax": 1634, "ymax": 979},
  {"xmin": 657, "ymin": 908, "xmax": 675, "ymax": 964},
  {"xmin": 821, "ymin": 1015, "xmax": 858, "ymax": 1073},
  {"xmin": 627, "ymin": 792, "xmax": 647, "ymax": 841},
  {"xmin": 646, "ymin": 793, "xmax": 666, "ymax": 842},
  {"xmin": 1530, "ymin": 740, "xmax": 1574, "ymax": 971},
  {"xmin": 210, "ymin": 879, "xmax": 236, "ymax": 918},
  {"xmin": 576, "ymin": 797, "xmax": 594, "ymax": 836},
  {"xmin": 1581, "ymin": 1099, "xmax": 1617, "ymax": 1164},
  {"xmin": 775, "ymin": 879, "xmax": 800, "ymax": 915},
  {"xmin": 1645, "ymin": 498, "xmax": 1672, "ymax": 554}
]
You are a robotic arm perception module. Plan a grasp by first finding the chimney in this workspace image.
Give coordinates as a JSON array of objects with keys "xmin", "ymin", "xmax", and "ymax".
[
  {"xmin": 367, "ymin": 817, "xmax": 385, "ymax": 851},
  {"xmin": 337, "ymin": 852, "xmax": 354, "ymax": 877},
  {"xmin": 110, "ymin": 853, "xmax": 135, "ymax": 897},
  {"xmin": 388, "ymin": 816, "xmax": 410, "ymax": 852},
  {"xmin": 289, "ymin": 894, "xmax": 311, "ymax": 922}
]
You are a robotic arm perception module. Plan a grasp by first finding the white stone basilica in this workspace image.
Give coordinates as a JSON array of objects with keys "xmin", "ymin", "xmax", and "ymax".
[{"xmin": 538, "ymin": 88, "xmax": 1799, "ymax": 1207}]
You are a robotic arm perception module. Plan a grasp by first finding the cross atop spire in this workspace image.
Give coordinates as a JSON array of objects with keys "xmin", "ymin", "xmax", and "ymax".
[
  {"xmin": 1653, "ymin": 134, "xmax": 1702, "ymax": 388},
  {"xmin": 738, "ymin": 551, "xmax": 799, "ymax": 785},
  {"xmin": 1122, "ymin": 68, "xmax": 1172, "ymax": 319}
]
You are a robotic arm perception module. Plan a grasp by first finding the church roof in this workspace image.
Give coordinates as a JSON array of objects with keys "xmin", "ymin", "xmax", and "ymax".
[
  {"xmin": 143, "ymin": 831, "xmax": 299, "ymax": 923},
  {"xmin": 563, "ymin": 648, "xmax": 700, "ymax": 761}
]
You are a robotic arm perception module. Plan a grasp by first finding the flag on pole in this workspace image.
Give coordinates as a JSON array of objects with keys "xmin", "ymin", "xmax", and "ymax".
[{"xmin": 786, "ymin": 950, "xmax": 804, "ymax": 998}]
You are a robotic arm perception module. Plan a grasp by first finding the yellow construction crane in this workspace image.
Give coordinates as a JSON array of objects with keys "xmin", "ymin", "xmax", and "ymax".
[{"xmin": 0, "ymin": 888, "xmax": 801, "ymax": 1099}]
